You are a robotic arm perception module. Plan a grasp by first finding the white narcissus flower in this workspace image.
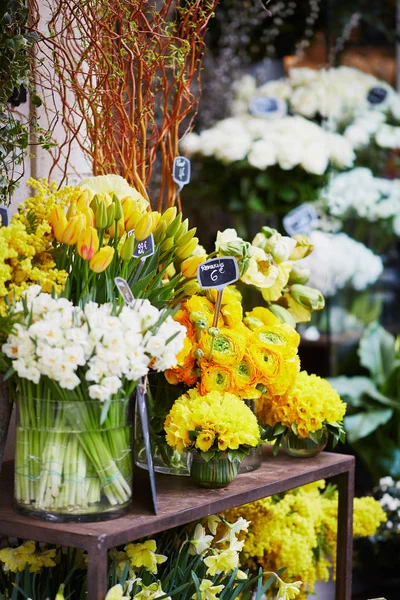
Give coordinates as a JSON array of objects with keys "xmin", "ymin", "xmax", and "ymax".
[{"xmin": 188, "ymin": 524, "xmax": 214, "ymax": 556}]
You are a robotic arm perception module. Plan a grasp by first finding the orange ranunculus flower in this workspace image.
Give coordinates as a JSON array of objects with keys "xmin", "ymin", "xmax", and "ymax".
[
  {"xmin": 200, "ymin": 362, "xmax": 232, "ymax": 395},
  {"xmin": 62, "ymin": 214, "xmax": 86, "ymax": 246},
  {"xmin": 77, "ymin": 227, "xmax": 99, "ymax": 261},
  {"xmin": 199, "ymin": 328, "xmax": 247, "ymax": 367},
  {"xmin": 49, "ymin": 206, "xmax": 68, "ymax": 243},
  {"xmin": 89, "ymin": 246, "xmax": 114, "ymax": 273}
]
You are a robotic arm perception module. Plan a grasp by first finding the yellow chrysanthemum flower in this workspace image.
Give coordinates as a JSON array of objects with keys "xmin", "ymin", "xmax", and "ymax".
[{"xmin": 164, "ymin": 389, "xmax": 260, "ymax": 453}]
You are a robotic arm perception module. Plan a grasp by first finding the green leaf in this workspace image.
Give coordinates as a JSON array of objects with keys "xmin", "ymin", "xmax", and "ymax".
[
  {"xmin": 344, "ymin": 409, "xmax": 393, "ymax": 443},
  {"xmin": 200, "ymin": 450, "xmax": 216, "ymax": 463},
  {"xmin": 358, "ymin": 322, "xmax": 395, "ymax": 385},
  {"xmin": 329, "ymin": 375, "xmax": 397, "ymax": 408}
]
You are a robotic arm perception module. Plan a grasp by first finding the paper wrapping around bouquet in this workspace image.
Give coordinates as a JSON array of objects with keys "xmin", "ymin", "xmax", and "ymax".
[{"xmin": 0, "ymin": 378, "xmax": 11, "ymax": 473}]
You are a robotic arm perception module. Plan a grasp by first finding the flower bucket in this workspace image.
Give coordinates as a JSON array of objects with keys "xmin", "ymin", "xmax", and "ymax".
[
  {"xmin": 282, "ymin": 430, "xmax": 328, "ymax": 458},
  {"xmin": 189, "ymin": 451, "xmax": 241, "ymax": 489},
  {"xmin": 14, "ymin": 395, "xmax": 133, "ymax": 522}
]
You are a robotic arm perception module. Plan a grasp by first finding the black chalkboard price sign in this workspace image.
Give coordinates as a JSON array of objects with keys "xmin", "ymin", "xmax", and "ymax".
[
  {"xmin": 0, "ymin": 207, "xmax": 9, "ymax": 227},
  {"xmin": 172, "ymin": 156, "xmax": 191, "ymax": 190},
  {"xmin": 367, "ymin": 87, "xmax": 387, "ymax": 105},
  {"xmin": 133, "ymin": 233, "xmax": 155, "ymax": 259},
  {"xmin": 249, "ymin": 96, "xmax": 285, "ymax": 119},
  {"xmin": 197, "ymin": 257, "xmax": 239, "ymax": 291}
]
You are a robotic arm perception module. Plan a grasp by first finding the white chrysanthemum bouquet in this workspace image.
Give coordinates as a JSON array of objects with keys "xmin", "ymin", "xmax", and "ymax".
[{"xmin": 3, "ymin": 286, "xmax": 185, "ymax": 516}]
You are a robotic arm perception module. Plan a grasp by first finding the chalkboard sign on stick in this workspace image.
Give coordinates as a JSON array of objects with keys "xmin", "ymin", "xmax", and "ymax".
[
  {"xmin": 249, "ymin": 96, "xmax": 285, "ymax": 119},
  {"xmin": 0, "ymin": 207, "xmax": 9, "ymax": 227},
  {"xmin": 283, "ymin": 203, "xmax": 318, "ymax": 236},
  {"xmin": 172, "ymin": 156, "xmax": 191, "ymax": 191},
  {"xmin": 114, "ymin": 277, "xmax": 135, "ymax": 305},
  {"xmin": 136, "ymin": 378, "xmax": 158, "ymax": 515},
  {"xmin": 367, "ymin": 87, "xmax": 387, "ymax": 105},
  {"xmin": 197, "ymin": 257, "xmax": 239, "ymax": 291},
  {"xmin": 133, "ymin": 234, "xmax": 155, "ymax": 259}
]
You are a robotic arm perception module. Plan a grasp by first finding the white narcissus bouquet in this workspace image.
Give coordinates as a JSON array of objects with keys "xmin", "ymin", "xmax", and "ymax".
[{"xmin": 3, "ymin": 286, "xmax": 185, "ymax": 513}]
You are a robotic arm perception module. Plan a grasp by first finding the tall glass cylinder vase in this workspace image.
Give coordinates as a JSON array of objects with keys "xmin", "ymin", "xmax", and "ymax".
[
  {"xmin": 134, "ymin": 375, "xmax": 190, "ymax": 476},
  {"xmin": 14, "ymin": 395, "xmax": 133, "ymax": 522}
]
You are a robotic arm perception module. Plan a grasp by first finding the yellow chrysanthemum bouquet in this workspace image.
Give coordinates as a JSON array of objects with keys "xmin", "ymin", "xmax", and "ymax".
[
  {"xmin": 257, "ymin": 371, "xmax": 347, "ymax": 456},
  {"xmin": 164, "ymin": 389, "xmax": 261, "ymax": 487}
]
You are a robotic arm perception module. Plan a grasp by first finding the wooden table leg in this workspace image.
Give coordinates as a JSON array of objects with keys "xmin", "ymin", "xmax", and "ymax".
[
  {"xmin": 87, "ymin": 544, "xmax": 108, "ymax": 600},
  {"xmin": 335, "ymin": 464, "xmax": 355, "ymax": 600}
]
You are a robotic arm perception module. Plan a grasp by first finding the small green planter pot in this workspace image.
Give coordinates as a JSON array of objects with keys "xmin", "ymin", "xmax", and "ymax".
[
  {"xmin": 282, "ymin": 429, "xmax": 328, "ymax": 458},
  {"xmin": 189, "ymin": 451, "xmax": 241, "ymax": 489}
]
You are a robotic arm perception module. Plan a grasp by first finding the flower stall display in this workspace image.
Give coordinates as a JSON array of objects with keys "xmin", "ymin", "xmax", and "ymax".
[
  {"xmin": 180, "ymin": 111, "xmax": 354, "ymax": 237},
  {"xmin": 256, "ymin": 371, "xmax": 346, "ymax": 457},
  {"xmin": 330, "ymin": 322, "xmax": 400, "ymax": 482},
  {"xmin": 234, "ymin": 66, "xmax": 400, "ymax": 177},
  {"xmin": 2, "ymin": 287, "xmax": 185, "ymax": 520},
  {"xmin": 224, "ymin": 479, "xmax": 387, "ymax": 598},
  {"xmin": 164, "ymin": 389, "xmax": 261, "ymax": 487},
  {"xmin": 0, "ymin": 514, "xmax": 301, "ymax": 600}
]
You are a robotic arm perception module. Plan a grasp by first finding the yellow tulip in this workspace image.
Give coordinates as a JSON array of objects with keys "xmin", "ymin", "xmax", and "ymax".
[
  {"xmin": 77, "ymin": 227, "xmax": 99, "ymax": 261},
  {"xmin": 120, "ymin": 233, "xmax": 135, "ymax": 261},
  {"xmin": 135, "ymin": 213, "xmax": 153, "ymax": 241},
  {"xmin": 108, "ymin": 219, "xmax": 125, "ymax": 237},
  {"xmin": 176, "ymin": 237, "xmax": 199, "ymax": 260},
  {"xmin": 125, "ymin": 209, "xmax": 143, "ymax": 232},
  {"xmin": 150, "ymin": 211, "xmax": 161, "ymax": 230},
  {"xmin": 96, "ymin": 192, "xmax": 112, "ymax": 207},
  {"xmin": 49, "ymin": 206, "xmax": 68, "ymax": 243},
  {"xmin": 180, "ymin": 255, "xmax": 205, "ymax": 279},
  {"xmin": 66, "ymin": 200, "xmax": 77, "ymax": 220},
  {"xmin": 62, "ymin": 214, "xmax": 86, "ymax": 245},
  {"xmin": 159, "ymin": 206, "xmax": 177, "ymax": 227},
  {"xmin": 76, "ymin": 189, "xmax": 92, "ymax": 210},
  {"xmin": 89, "ymin": 246, "xmax": 115, "ymax": 273},
  {"xmin": 121, "ymin": 197, "xmax": 138, "ymax": 223},
  {"xmin": 81, "ymin": 206, "xmax": 95, "ymax": 228}
]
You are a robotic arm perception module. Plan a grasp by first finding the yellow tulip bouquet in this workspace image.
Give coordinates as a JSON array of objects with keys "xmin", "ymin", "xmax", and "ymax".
[{"xmin": 0, "ymin": 175, "xmax": 201, "ymax": 310}]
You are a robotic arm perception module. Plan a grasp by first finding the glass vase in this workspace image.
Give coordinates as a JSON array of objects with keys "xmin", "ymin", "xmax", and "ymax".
[
  {"xmin": 189, "ymin": 451, "xmax": 241, "ymax": 489},
  {"xmin": 134, "ymin": 375, "xmax": 190, "ymax": 476},
  {"xmin": 239, "ymin": 400, "xmax": 263, "ymax": 473},
  {"xmin": 14, "ymin": 395, "xmax": 133, "ymax": 522},
  {"xmin": 134, "ymin": 401, "xmax": 190, "ymax": 475},
  {"xmin": 282, "ymin": 430, "xmax": 328, "ymax": 458}
]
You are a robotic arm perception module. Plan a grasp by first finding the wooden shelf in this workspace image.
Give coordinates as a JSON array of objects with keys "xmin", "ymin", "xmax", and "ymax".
[{"xmin": 0, "ymin": 448, "xmax": 355, "ymax": 600}]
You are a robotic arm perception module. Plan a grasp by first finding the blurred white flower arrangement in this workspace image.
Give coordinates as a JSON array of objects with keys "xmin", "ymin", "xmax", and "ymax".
[
  {"xmin": 321, "ymin": 168, "xmax": 400, "ymax": 233},
  {"xmin": 181, "ymin": 114, "xmax": 354, "ymax": 175},
  {"xmin": 299, "ymin": 231, "xmax": 383, "ymax": 297}
]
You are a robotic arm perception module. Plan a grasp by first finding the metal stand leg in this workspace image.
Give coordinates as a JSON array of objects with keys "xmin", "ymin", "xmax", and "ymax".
[
  {"xmin": 336, "ymin": 464, "xmax": 355, "ymax": 600},
  {"xmin": 87, "ymin": 545, "xmax": 108, "ymax": 600}
]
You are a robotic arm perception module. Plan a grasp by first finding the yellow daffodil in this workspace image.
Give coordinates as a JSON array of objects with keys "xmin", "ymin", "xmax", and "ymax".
[
  {"xmin": 133, "ymin": 581, "xmax": 171, "ymax": 600},
  {"xmin": 105, "ymin": 584, "xmax": 130, "ymax": 600},
  {"xmin": 0, "ymin": 540, "xmax": 36, "ymax": 573},
  {"xmin": 192, "ymin": 579, "xmax": 224, "ymax": 600},
  {"xmin": 203, "ymin": 548, "xmax": 240, "ymax": 576},
  {"xmin": 125, "ymin": 540, "xmax": 167, "ymax": 574}
]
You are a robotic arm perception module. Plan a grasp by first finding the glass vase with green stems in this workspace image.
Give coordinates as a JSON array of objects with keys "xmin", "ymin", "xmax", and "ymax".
[{"xmin": 14, "ymin": 376, "xmax": 136, "ymax": 522}]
